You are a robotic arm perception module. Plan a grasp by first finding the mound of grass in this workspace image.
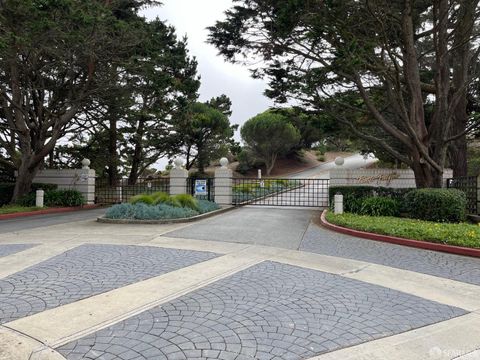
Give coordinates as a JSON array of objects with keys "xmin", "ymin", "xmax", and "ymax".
[{"xmin": 326, "ymin": 211, "xmax": 480, "ymax": 249}]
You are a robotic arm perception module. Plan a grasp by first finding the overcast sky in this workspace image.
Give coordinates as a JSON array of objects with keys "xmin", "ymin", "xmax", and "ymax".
[{"xmin": 142, "ymin": 1, "xmax": 274, "ymax": 142}]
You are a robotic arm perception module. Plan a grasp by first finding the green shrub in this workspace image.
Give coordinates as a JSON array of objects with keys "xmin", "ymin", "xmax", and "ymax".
[
  {"xmin": 197, "ymin": 199, "xmax": 220, "ymax": 213},
  {"xmin": 360, "ymin": 196, "xmax": 400, "ymax": 217},
  {"xmin": 404, "ymin": 188, "xmax": 466, "ymax": 223},
  {"xmin": 106, "ymin": 203, "xmax": 197, "ymax": 220},
  {"xmin": 172, "ymin": 194, "xmax": 199, "ymax": 210},
  {"xmin": 17, "ymin": 189, "xmax": 84, "ymax": 207},
  {"xmin": 129, "ymin": 194, "xmax": 155, "ymax": 205},
  {"xmin": 233, "ymin": 183, "xmax": 259, "ymax": 193},
  {"xmin": 329, "ymin": 186, "xmax": 412, "ymax": 214},
  {"xmin": 0, "ymin": 182, "xmax": 57, "ymax": 206},
  {"xmin": 46, "ymin": 189, "xmax": 85, "ymax": 207},
  {"xmin": 105, "ymin": 200, "xmax": 219, "ymax": 220}
]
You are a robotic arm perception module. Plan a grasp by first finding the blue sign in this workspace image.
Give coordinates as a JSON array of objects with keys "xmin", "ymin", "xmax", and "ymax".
[{"xmin": 195, "ymin": 179, "xmax": 207, "ymax": 196}]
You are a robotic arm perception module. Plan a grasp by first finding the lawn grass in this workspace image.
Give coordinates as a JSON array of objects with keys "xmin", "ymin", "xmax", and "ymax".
[
  {"xmin": 0, "ymin": 205, "xmax": 44, "ymax": 215},
  {"xmin": 325, "ymin": 211, "xmax": 480, "ymax": 249}
]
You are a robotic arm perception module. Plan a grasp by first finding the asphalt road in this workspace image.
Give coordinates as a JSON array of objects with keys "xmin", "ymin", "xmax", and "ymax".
[{"xmin": 0, "ymin": 208, "xmax": 106, "ymax": 234}]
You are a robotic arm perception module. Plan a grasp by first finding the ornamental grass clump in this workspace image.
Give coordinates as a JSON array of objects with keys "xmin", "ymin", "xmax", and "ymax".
[
  {"xmin": 172, "ymin": 194, "xmax": 199, "ymax": 210},
  {"xmin": 129, "ymin": 194, "xmax": 155, "ymax": 205}
]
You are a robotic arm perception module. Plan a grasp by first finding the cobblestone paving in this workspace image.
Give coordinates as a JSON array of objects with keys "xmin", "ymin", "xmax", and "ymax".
[
  {"xmin": 301, "ymin": 224, "xmax": 480, "ymax": 286},
  {"xmin": 0, "ymin": 244, "xmax": 217, "ymax": 324},
  {"xmin": 58, "ymin": 261, "xmax": 465, "ymax": 360},
  {"xmin": 0, "ymin": 244, "xmax": 35, "ymax": 258}
]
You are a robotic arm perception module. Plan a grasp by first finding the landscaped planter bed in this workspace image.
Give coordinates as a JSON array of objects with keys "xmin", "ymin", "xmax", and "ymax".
[
  {"xmin": 98, "ymin": 206, "xmax": 233, "ymax": 224},
  {"xmin": 321, "ymin": 210, "xmax": 480, "ymax": 258},
  {"xmin": 100, "ymin": 192, "xmax": 226, "ymax": 224}
]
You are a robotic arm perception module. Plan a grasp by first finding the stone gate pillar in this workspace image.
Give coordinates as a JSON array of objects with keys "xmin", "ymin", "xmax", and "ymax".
[
  {"xmin": 214, "ymin": 158, "xmax": 232, "ymax": 207},
  {"xmin": 169, "ymin": 159, "xmax": 188, "ymax": 195}
]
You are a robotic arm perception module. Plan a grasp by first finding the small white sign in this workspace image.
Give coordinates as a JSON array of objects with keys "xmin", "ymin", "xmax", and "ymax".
[{"xmin": 195, "ymin": 179, "xmax": 207, "ymax": 196}]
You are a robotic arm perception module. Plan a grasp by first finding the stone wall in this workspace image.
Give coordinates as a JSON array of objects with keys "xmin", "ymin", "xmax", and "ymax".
[
  {"xmin": 32, "ymin": 168, "xmax": 96, "ymax": 204},
  {"xmin": 330, "ymin": 168, "xmax": 453, "ymax": 188}
]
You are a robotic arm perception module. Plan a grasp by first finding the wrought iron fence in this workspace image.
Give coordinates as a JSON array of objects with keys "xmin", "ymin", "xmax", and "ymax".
[
  {"xmin": 447, "ymin": 176, "xmax": 478, "ymax": 214},
  {"xmin": 232, "ymin": 178, "xmax": 329, "ymax": 207},
  {"xmin": 186, "ymin": 177, "xmax": 215, "ymax": 201},
  {"xmin": 95, "ymin": 177, "xmax": 169, "ymax": 204}
]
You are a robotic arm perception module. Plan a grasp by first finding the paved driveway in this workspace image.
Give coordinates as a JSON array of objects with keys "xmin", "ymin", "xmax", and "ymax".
[
  {"xmin": 165, "ymin": 207, "xmax": 317, "ymax": 249},
  {"xmin": 1, "ymin": 207, "xmax": 480, "ymax": 359},
  {"xmin": 0, "ymin": 208, "xmax": 106, "ymax": 234}
]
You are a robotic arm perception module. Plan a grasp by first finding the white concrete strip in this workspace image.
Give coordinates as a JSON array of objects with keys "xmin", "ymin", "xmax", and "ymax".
[
  {"xmin": 0, "ymin": 326, "xmax": 65, "ymax": 360},
  {"xmin": 144, "ymin": 236, "xmax": 253, "ymax": 254},
  {"xmin": 269, "ymin": 250, "xmax": 372, "ymax": 275},
  {"xmin": 6, "ymin": 246, "xmax": 286, "ymax": 348},
  {"xmin": 0, "ymin": 232, "xmax": 78, "ymax": 244},
  {"xmin": 308, "ymin": 312, "xmax": 480, "ymax": 360},
  {"xmin": 0, "ymin": 243, "xmax": 80, "ymax": 279},
  {"xmin": 270, "ymin": 250, "xmax": 480, "ymax": 312},
  {"xmin": 345, "ymin": 264, "xmax": 480, "ymax": 312}
]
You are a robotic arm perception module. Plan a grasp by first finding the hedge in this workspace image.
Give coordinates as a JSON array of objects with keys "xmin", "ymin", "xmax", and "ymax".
[
  {"xmin": 329, "ymin": 186, "xmax": 412, "ymax": 214},
  {"xmin": 404, "ymin": 188, "xmax": 466, "ymax": 223},
  {"xmin": 0, "ymin": 183, "xmax": 57, "ymax": 206},
  {"xmin": 17, "ymin": 189, "xmax": 85, "ymax": 207}
]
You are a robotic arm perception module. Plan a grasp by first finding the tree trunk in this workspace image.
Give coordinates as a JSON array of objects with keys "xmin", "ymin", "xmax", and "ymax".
[
  {"xmin": 197, "ymin": 145, "xmax": 206, "ymax": 175},
  {"xmin": 265, "ymin": 153, "xmax": 277, "ymax": 176},
  {"xmin": 11, "ymin": 156, "xmax": 41, "ymax": 203},
  {"xmin": 107, "ymin": 117, "xmax": 119, "ymax": 186},
  {"xmin": 448, "ymin": 0, "xmax": 477, "ymax": 177},
  {"xmin": 128, "ymin": 119, "xmax": 145, "ymax": 185},
  {"xmin": 411, "ymin": 160, "xmax": 444, "ymax": 188}
]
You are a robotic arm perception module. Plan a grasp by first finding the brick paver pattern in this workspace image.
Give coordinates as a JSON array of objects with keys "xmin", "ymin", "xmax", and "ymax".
[
  {"xmin": 301, "ymin": 225, "xmax": 480, "ymax": 286},
  {"xmin": 58, "ymin": 261, "xmax": 465, "ymax": 360},
  {"xmin": 0, "ymin": 244, "xmax": 217, "ymax": 324},
  {"xmin": 0, "ymin": 244, "xmax": 35, "ymax": 258}
]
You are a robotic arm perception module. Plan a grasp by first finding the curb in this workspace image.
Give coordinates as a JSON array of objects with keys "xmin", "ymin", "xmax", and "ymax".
[
  {"xmin": 97, "ymin": 206, "xmax": 236, "ymax": 225},
  {"xmin": 0, "ymin": 205, "xmax": 101, "ymax": 220},
  {"xmin": 320, "ymin": 210, "xmax": 480, "ymax": 258}
]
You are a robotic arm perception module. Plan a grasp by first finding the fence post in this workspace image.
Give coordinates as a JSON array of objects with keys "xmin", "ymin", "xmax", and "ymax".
[
  {"xmin": 35, "ymin": 190, "xmax": 44, "ymax": 208},
  {"xmin": 214, "ymin": 157, "xmax": 232, "ymax": 207},
  {"xmin": 334, "ymin": 193, "xmax": 344, "ymax": 214},
  {"xmin": 477, "ymin": 175, "xmax": 480, "ymax": 215},
  {"xmin": 169, "ymin": 159, "xmax": 188, "ymax": 195}
]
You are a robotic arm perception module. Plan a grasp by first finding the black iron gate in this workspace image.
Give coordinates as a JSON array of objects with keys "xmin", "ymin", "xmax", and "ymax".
[
  {"xmin": 447, "ymin": 176, "xmax": 478, "ymax": 214},
  {"xmin": 186, "ymin": 177, "xmax": 215, "ymax": 201},
  {"xmin": 232, "ymin": 178, "xmax": 329, "ymax": 207},
  {"xmin": 95, "ymin": 177, "xmax": 169, "ymax": 204}
]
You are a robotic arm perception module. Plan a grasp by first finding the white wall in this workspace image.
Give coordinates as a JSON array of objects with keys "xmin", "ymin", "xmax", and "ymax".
[
  {"xmin": 33, "ymin": 169, "xmax": 96, "ymax": 204},
  {"xmin": 330, "ymin": 168, "xmax": 453, "ymax": 188}
]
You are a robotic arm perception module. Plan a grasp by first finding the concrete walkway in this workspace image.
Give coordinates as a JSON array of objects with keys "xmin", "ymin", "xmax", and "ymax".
[{"xmin": 1, "ymin": 208, "xmax": 480, "ymax": 359}]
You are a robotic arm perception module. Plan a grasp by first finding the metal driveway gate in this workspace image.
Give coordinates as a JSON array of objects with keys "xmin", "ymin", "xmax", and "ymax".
[
  {"xmin": 447, "ymin": 176, "xmax": 478, "ymax": 214},
  {"xmin": 232, "ymin": 178, "xmax": 329, "ymax": 208}
]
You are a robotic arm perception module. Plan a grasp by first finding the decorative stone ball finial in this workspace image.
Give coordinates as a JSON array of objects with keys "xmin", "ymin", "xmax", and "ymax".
[
  {"xmin": 334, "ymin": 156, "xmax": 344, "ymax": 166},
  {"xmin": 81, "ymin": 158, "xmax": 91, "ymax": 169},
  {"xmin": 174, "ymin": 158, "xmax": 183, "ymax": 169},
  {"xmin": 219, "ymin": 157, "xmax": 229, "ymax": 168}
]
